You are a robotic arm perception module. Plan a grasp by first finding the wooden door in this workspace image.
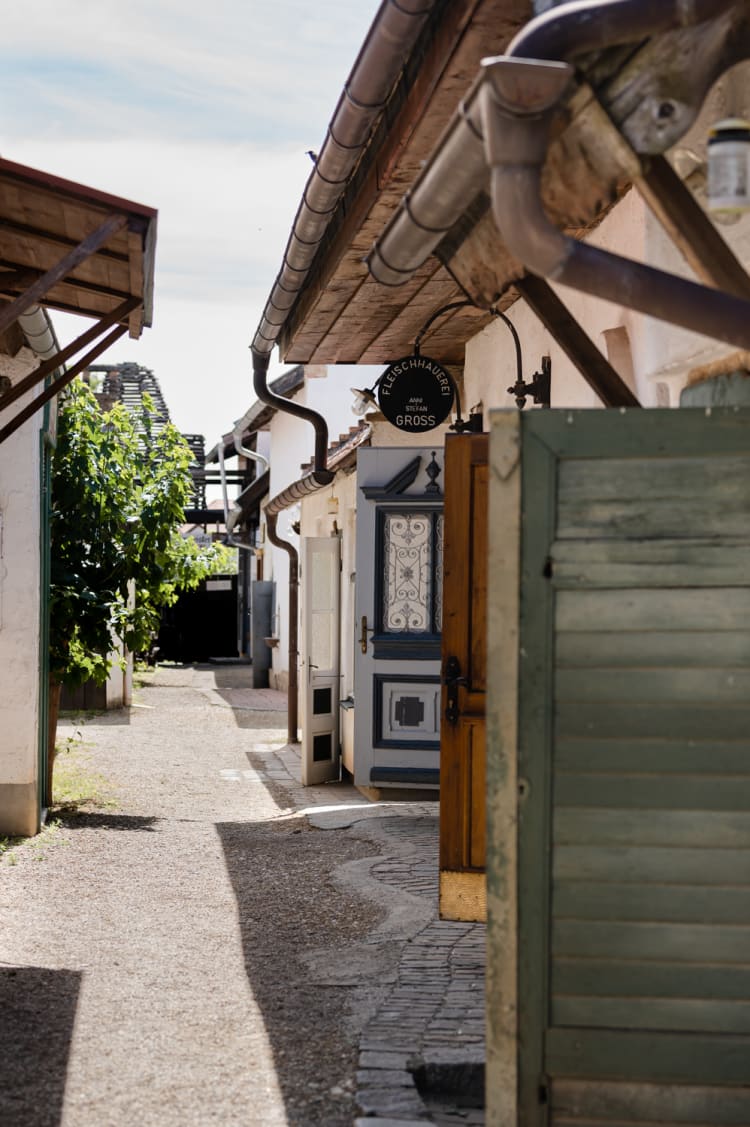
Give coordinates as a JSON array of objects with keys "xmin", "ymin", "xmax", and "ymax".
[
  {"xmin": 353, "ymin": 448, "xmax": 444, "ymax": 792},
  {"xmin": 301, "ymin": 536, "xmax": 341, "ymax": 786},
  {"xmin": 440, "ymin": 432, "xmax": 488, "ymax": 922},
  {"xmin": 496, "ymin": 407, "xmax": 750, "ymax": 1126}
]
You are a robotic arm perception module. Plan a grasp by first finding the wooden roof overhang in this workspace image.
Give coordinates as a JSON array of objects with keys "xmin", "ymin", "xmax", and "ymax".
[
  {"xmin": 0, "ymin": 157, "xmax": 157, "ymax": 444},
  {"xmin": 271, "ymin": 0, "xmax": 750, "ymax": 405},
  {"xmin": 276, "ymin": 0, "xmax": 532, "ymax": 368}
]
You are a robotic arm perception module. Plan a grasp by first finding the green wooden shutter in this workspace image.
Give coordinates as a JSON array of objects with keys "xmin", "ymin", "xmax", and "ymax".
[{"xmin": 518, "ymin": 408, "xmax": 750, "ymax": 1126}]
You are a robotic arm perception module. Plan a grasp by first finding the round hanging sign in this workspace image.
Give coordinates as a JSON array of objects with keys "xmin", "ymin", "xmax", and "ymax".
[{"xmin": 377, "ymin": 354, "xmax": 455, "ymax": 432}]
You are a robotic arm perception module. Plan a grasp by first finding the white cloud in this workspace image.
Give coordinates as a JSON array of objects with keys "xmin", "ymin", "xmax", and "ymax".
[{"xmin": 0, "ymin": 0, "xmax": 382, "ymax": 443}]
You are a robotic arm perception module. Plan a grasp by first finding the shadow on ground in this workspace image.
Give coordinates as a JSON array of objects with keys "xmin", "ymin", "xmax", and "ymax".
[
  {"xmin": 55, "ymin": 812, "xmax": 161, "ymax": 833},
  {"xmin": 0, "ymin": 966, "xmax": 81, "ymax": 1127},
  {"xmin": 216, "ymin": 817, "xmax": 384, "ymax": 1127}
]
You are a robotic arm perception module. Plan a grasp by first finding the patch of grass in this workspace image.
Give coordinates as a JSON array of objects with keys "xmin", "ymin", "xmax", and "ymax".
[
  {"xmin": 0, "ymin": 835, "xmax": 21, "ymax": 864},
  {"xmin": 51, "ymin": 728, "xmax": 117, "ymax": 815},
  {"xmin": 0, "ymin": 818, "xmax": 67, "ymax": 865}
]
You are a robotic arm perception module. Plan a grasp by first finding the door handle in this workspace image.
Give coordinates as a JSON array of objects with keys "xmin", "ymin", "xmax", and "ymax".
[
  {"xmin": 360, "ymin": 615, "xmax": 374, "ymax": 654},
  {"xmin": 443, "ymin": 655, "xmax": 468, "ymax": 725}
]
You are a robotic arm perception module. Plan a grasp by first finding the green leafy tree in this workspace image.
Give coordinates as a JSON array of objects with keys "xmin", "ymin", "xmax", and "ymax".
[{"xmin": 48, "ymin": 379, "xmax": 225, "ymax": 780}]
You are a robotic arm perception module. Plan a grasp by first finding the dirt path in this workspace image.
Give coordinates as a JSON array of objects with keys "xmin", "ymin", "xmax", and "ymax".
[{"xmin": 0, "ymin": 665, "xmax": 385, "ymax": 1127}]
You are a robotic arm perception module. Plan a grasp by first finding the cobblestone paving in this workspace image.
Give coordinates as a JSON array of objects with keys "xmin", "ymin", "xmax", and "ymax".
[{"xmin": 351, "ymin": 813, "xmax": 486, "ymax": 1125}]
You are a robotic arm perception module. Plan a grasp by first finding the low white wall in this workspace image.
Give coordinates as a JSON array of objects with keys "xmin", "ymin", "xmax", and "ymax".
[{"xmin": 0, "ymin": 348, "xmax": 44, "ymax": 835}]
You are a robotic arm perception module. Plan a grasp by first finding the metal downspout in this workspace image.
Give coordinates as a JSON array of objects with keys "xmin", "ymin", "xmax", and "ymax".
[
  {"xmin": 481, "ymin": 44, "xmax": 750, "ymax": 352},
  {"xmin": 266, "ymin": 511, "xmax": 299, "ymax": 746},
  {"xmin": 252, "ymin": 349, "xmax": 334, "ymax": 515},
  {"xmin": 216, "ymin": 440, "xmax": 255, "ymax": 552}
]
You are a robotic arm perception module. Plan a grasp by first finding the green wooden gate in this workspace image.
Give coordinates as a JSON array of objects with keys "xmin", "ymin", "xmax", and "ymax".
[{"xmin": 513, "ymin": 408, "xmax": 750, "ymax": 1125}]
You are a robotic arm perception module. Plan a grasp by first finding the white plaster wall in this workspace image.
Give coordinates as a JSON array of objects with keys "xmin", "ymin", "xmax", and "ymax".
[
  {"xmin": 0, "ymin": 348, "xmax": 44, "ymax": 829},
  {"xmin": 263, "ymin": 364, "xmax": 382, "ymax": 689}
]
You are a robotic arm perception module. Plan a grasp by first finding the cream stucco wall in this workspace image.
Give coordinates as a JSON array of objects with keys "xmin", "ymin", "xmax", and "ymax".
[
  {"xmin": 262, "ymin": 364, "xmax": 383, "ymax": 692},
  {"xmin": 0, "ymin": 348, "xmax": 45, "ymax": 836},
  {"xmin": 465, "ymin": 184, "xmax": 750, "ymax": 413}
]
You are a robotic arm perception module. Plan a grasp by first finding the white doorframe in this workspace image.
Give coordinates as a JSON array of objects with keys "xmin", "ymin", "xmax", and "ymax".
[{"xmin": 301, "ymin": 535, "xmax": 341, "ymax": 785}]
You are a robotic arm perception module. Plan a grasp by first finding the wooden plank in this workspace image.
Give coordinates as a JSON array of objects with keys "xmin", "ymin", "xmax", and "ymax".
[
  {"xmin": 556, "ymin": 588, "xmax": 750, "ymax": 633},
  {"xmin": 557, "ymin": 496, "xmax": 750, "ymax": 541},
  {"xmin": 553, "ymin": 881, "xmax": 750, "ymax": 925},
  {"xmin": 558, "ymin": 454, "xmax": 750, "ymax": 503},
  {"xmin": 553, "ymin": 957, "xmax": 750, "ymax": 1000},
  {"xmin": 0, "ymin": 297, "xmax": 139, "ymax": 412},
  {"xmin": 552, "ymin": 918, "xmax": 750, "ymax": 965},
  {"xmin": 638, "ymin": 154, "xmax": 750, "ymax": 303},
  {"xmin": 0, "ymin": 212, "xmax": 127, "ymax": 335},
  {"xmin": 556, "ymin": 701, "xmax": 750, "ymax": 742},
  {"xmin": 552, "ymin": 995, "xmax": 750, "ymax": 1035},
  {"xmin": 555, "ymin": 737, "xmax": 750, "ymax": 775},
  {"xmin": 553, "ymin": 845, "xmax": 750, "ymax": 888},
  {"xmin": 552, "ymin": 540, "xmax": 750, "ymax": 589},
  {"xmin": 517, "ymin": 274, "xmax": 640, "ymax": 408},
  {"xmin": 469, "ymin": 461, "xmax": 488, "ymax": 692},
  {"xmin": 525, "ymin": 408, "xmax": 750, "ymax": 463},
  {"xmin": 554, "ymin": 806, "xmax": 750, "ymax": 846},
  {"xmin": 552, "ymin": 1076, "xmax": 750, "ymax": 1126},
  {"xmin": 486, "ymin": 410, "xmax": 521, "ymax": 1127},
  {"xmin": 517, "ymin": 420, "xmax": 558, "ymax": 1122},
  {"xmin": 0, "ymin": 323, "xmax": 128, "ymax": 446},
  {"xmin": 440, "ymin": 433, "xmax": 488, "ymax": 887},
  {"xmin": 556, "ymin": 667, "xmax": 750, "ymax": 706},
  {"xmin": 557, "ymin": 631, "xmax": 750, "ymax": 669},
  {"xmin": 282, "ymin": 0, "xmax": 523, "ymax": 363},
  {"xmin": 546, "ymin": 1028, "xmax": 750, "ymax": 1085}
]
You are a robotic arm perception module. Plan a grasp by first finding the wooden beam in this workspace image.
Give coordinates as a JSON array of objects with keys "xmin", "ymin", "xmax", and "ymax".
[
  {"xmin": 0, "ymin": 296, "xmax": 139, "ymax": 413},
  {"xmin": 516, "ymin": 274, "xmax": 641, "ymax": 408},
  {"xmin": 0, "ymin": 323, "xmax": 128, "ymax": 446},
  {"xmin": 638, "ymin": 155, "xmax": 750, "ymax": 301},
  {"xmin": 0, "ymin": 212, "xmax": 128, "ymax": 336}
]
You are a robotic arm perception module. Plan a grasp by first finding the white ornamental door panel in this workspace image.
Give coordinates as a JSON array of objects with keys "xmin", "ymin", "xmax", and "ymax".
[
  {"xmin": 301, "ymin": 536, "xmax": 341, "ymax": 785},
  {"xmin": 354, "ymin": 447, "xmax": 444, "ymax": 790}
]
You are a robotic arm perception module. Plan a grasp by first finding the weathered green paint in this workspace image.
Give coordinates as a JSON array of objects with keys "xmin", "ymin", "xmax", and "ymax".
[
  {"xmin": 553, "ymin": 958, "xmax": 750, "ymax": 998},
  {"xmin": 517, "ymin": 428, "xmax": 557, "ymax": 1125},
  {"xmin": 552, "ymin": 537, "xmax": 750, "ymax": 588},
  {"xmin": 516, "ymin": 407, "xmax": 750, "ymax": 1125},
  {"xmin": 555, "ymin": 735, "xmax": 750, "ymax": 773},
  {"xmin": 557, "ymin": 630, "xmax": 750, "ymax": 667},
  {"xmin": 551, "ymin": 1077, "xmax": 750, "ymax": 1124},
  {"xmin": 545, "ymin": 1028, "xmax": 750, "ymax": 1086}
]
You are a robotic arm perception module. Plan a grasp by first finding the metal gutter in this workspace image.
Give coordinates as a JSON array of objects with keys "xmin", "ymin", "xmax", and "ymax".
[
  {"xmin": 369, "ymin": 0, "xmax": 750, "ymax": 360},
  {"xmin": 368, "ymin": 0, "xmax": 737, "ymax": 286},
  {"xmin": 252, "ymin": 0, "xmax": 437, "ymax": 357}
]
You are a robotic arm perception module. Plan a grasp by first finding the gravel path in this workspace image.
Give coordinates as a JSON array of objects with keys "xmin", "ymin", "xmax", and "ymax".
[{"xmin": 0, "ymin": 665, "xmax": 387, "ymax": 1127}]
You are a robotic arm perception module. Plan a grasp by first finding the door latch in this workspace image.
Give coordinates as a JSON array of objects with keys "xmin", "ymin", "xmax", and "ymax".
[
  {"xmin": 443, "ymin": 655, "xmax": 467, "ymax": 725},
  {"xmin": 360, "ymin": 615, "xmax": 373, "ymax": 654}
]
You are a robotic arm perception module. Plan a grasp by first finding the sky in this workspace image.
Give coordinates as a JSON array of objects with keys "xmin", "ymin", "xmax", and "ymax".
[{"xmin": 0, "ymin": 0, "xmax": 381, "ymax": 443}]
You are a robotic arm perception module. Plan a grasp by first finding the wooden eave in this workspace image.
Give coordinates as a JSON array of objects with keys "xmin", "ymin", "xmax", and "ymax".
[
  {"xmin": 0, "ymin": 157, "xmax": 157, "ymax": 339},
  {"xmin": 277, "ymin": 0, "xmax": 533, "ymax": 367}
]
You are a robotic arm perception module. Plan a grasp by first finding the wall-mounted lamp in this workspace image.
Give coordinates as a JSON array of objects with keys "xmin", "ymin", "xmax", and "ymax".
[
  {"xmin": 491, "ymin": 307, "xmax": 551, "ymax": 410},
  {"xmin": 350, "ymin": 300, "xmax": 551, "ymax": 424},
  {"xmin": 350, "ymin": 385, "xmax": 379, "ymax": 416}
]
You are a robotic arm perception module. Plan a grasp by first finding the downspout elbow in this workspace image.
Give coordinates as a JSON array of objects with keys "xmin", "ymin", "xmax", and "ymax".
[
  {"xmin": 252, "ymin": 348, "xmax": 333, "ymax": 485},
  {"xmin": 480, "ymin": 58, "xmax": 575, "ymax": 280}
]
